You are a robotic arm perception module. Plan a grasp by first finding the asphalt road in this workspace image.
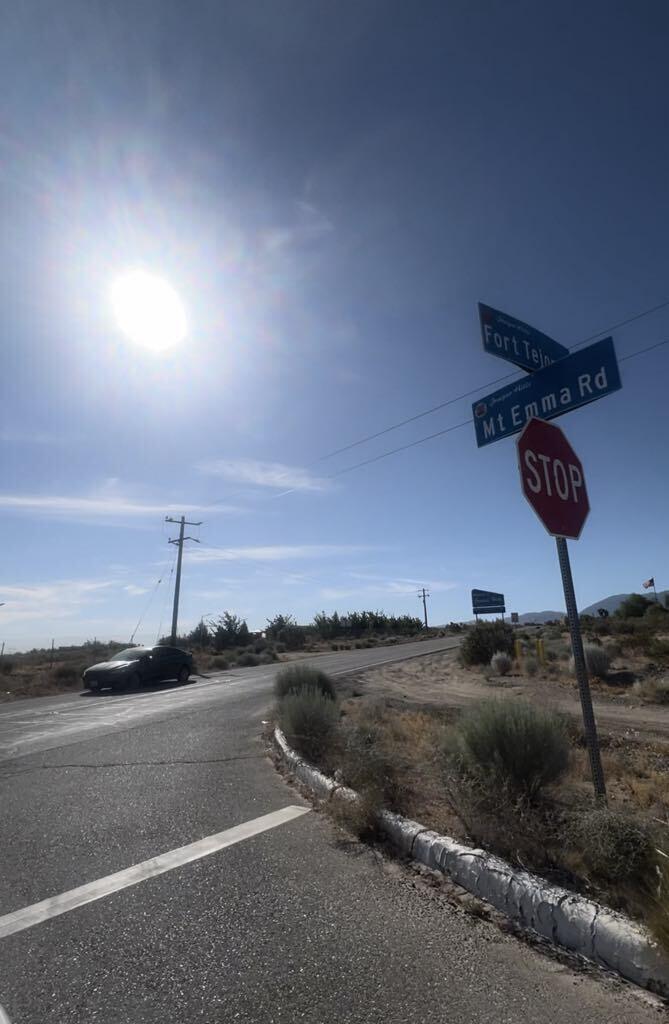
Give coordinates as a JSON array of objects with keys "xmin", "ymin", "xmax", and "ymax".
[{"xmin": 0, "ymin": 639, "xmax": 657, "ymax": 1022}]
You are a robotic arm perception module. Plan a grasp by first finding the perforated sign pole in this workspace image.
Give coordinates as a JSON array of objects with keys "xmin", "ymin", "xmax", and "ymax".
[
  {"xmin": 556, "ymin": 536, "xmax": 607, "ymax": 803},
  {"xmin": 516, "ymin": 418, "xmax": 606, "ymax": 804}
]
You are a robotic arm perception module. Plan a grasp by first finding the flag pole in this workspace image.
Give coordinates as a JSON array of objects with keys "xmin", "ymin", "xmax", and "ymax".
[{"xmin": 654, "ymin": 579, "xmax": 659, "ymax": 604}]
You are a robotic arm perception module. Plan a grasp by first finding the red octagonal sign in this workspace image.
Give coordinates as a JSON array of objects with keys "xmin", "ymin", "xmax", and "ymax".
[{"xmin": 517, "ymin": 418, "xmax": 590, "ymax": 539}]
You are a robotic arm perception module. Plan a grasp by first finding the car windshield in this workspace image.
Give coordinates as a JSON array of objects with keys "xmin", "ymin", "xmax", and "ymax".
[{"xmin": 110, "ymin": 648, "xmax": 149, "ymax": 662}]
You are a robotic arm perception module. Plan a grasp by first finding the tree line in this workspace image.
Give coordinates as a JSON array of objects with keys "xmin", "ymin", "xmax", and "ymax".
[{"xmin": 184, "ymin": 609, "xmax": 425, "ymax": 651}]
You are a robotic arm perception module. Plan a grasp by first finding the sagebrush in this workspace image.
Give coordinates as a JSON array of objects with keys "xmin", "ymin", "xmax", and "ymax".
[
  {"xmin": 571, "ymin": 643, "xmax": 610, "ymax": 679},
  {"xmin": 274, "ymin": 664, "xmax": 336, "ymax": 701},
  {"xmin": 277, "ymin": 689, "xmax": 339, "ymax": 763},
  {"xmin": 490, "ymin": 651, "xmax": 512, "ymax": 675},
  {"xmin": 447, "ymin": 699, "xmax": 569, "ymax": 800}
]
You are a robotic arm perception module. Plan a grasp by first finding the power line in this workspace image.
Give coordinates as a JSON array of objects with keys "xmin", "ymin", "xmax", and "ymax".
[
  {"xmin": 329, "ymin": 334, "xmax": 669, "ymax": 478},
  {"xmin": 317, "ymin": 296, "xmax": 669, "ymax": 464}
]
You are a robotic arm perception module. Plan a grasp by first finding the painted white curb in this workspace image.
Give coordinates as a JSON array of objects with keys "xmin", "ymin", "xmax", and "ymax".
[{"xmin": 274, "ymin": 727, "xmax": 669, "ymax": 997}]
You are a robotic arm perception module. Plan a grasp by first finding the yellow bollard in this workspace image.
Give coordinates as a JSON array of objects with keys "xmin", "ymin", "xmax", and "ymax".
[
  {"xmin": 514, "ymin": 638, "xmax": 523, "ymax": 662},
  {"xmin": 535, "ymin": 638, "xmax": 546, "ymax": 664}
]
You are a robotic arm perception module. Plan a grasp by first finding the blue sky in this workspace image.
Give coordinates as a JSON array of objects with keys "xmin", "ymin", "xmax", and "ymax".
[{"xmin": 1, "ymin": 1, "xmax": 668, "ymax": 649}]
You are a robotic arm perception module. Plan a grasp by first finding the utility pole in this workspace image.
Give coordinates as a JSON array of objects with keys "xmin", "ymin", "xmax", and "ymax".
[
  {"xmin": 418, "ymin": 587, "xmax": 430, "ymax": 630},
  {"xmin": 166, "ymin": 516, "xmax": 202, "ymax": 645}
]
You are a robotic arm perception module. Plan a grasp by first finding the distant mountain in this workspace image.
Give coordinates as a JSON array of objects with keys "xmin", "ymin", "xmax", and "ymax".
[
  {"xmin": 580, "ymin": 591, "xmax": 668, "ymax": 616},
  {"xmin": 517, "ymin": 611, "xmax": 563, "ymax": 624}
]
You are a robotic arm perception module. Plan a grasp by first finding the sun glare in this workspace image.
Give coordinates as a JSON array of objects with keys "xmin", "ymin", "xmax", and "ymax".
[{"xmin": 110, "ymin": 269, "xmax": 187, "ymax": 352}]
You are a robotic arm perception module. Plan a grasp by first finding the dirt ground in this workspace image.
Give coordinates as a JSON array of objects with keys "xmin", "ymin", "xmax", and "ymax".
[{"xmin": 344, "ymin": 648, "xmax": 669, "ymax": 745}]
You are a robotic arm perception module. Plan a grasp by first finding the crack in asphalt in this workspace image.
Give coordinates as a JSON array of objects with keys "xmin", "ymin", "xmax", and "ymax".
[{"xmin": 0, "ymin": 753, "xmax": 265, "ymax": 778}]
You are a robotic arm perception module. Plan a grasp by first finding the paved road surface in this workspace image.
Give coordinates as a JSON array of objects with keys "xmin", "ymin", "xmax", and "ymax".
[{"xmin": 0, "ymin": 639, "xmax": 656, "ymax": 1022}]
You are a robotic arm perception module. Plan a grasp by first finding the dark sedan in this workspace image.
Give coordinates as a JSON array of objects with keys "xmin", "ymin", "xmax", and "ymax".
[{"xmin": 82, "ymin": 645, "xmax": 193, "ymax": 692}]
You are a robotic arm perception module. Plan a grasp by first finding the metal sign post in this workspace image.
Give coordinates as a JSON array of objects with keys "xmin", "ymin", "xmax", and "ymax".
[{"xmin": 556, "ymin": 536, "xmax": 607, "ymax": 802}]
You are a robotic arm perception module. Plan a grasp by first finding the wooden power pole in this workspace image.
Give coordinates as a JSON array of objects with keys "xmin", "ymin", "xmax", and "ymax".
[{"xmin": 166, "ymin": 515, "xmax": 201, "ymax": 645}]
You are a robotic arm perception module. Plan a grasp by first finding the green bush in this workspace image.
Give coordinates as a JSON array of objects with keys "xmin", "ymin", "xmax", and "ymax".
[
  {"xmin": 461, "ymin": 622, "xmax": 514, "ymax": 666},
  {"xmin": 449, "ymin": 700, "xmax": 569, "ymax": 801},
  {"xmin": 490, "ymin": 651, "xmax": 512, "ymax": 675},
  {"xmin": 617, "ymin": 594, "xmax": 653, "ymax": 619},
  {"xmin": 566, "ymin": 809, "xmax": 656, "ymax": 884},
  {"xmin": 275, "ymin": 664, "xmax": 336, "ymax": 701},
  {"xmin": 236, "ymin": 652, "xmax": 260, "ymax": 667},
  {"xmin": 277, "ymin": 689, "xmax": 339, "ymax": 763}
]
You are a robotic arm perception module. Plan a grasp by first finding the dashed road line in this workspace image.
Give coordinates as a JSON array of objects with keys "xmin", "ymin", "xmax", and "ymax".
[{"xmin": 0, "ymin": 805, "xmax": 309, "ymax": 940}]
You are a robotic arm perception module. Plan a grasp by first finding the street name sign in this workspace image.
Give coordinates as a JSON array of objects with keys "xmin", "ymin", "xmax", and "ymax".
[
  {"xmin": 472, "ymin": 336, "xmax": 621, "ymax": 448},
  {"xmin": 478, "ymin": 303, "xmax": 569, "ymax": 372},
  {"xmin": 517, "ymin": 418, "xmax": 590, "ymax": 539},
  {"xmin": 471, "ymin": 589, "xmax": 505, "ymax": 614}
]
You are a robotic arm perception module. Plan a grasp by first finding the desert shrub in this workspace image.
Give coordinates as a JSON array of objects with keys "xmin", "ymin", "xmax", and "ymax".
[
  {"xmin": 571, "ymin": 643, "xmax": 610, "ymax": 679},
  {"xmin": 337, "ymin": 709, "xmax": 409, "ymax": 811},
  {"xmin": 490, "ymin": 651, "xmax": 512, "ymax": 675},
  {"xmin": 649, "ymin": 638, "xmax": 669, "ymax": 663},
  {"xmin": 329, "ymin": 791, "xmax": 380, "ymax": 840},
  {"xmin": 236, "ymin": 652, "xmax": 260, "ymax": 667},
  {"xmin": 633, "ymin": 677, "xmax": 669, "ymax": 703},
  {"xmin": 523, "ymin": 656, "xmax": 539, "ymax": 677},
  {"xmin": 461, "ymin": 621, "xmax": 514, "ymax": 666},
  {"xmin": 448, "ymin": 700, "xmax": 569, "ymax": 801},
  {"xmin": 259, "ymin": 651, "xmax": 277, "ymax": 665},
  {"xmin": 565, "ymin": 809, "xmax": 656, "ymax": 885},
  {"xmin": 645, "ymin": 603, "xmax": 669, "ymax": 626},
  {"xmin": 277, "ymin": 689, "xmax": 339, "ymax": 763},
  {"xmin": 545, "ymin": 648, "xmax": 558, "ymax": 663},
  {"xmin": 211, "ymin": 656, "xmax": 229, "ymax": 670},
  {"xmin": 274, "ymin": 642, "xmax": 287, "ymax": 654},
  {"xmin": 274, "ymin": 664, "xmax": 336, "ymax": 701},
  {"xmin": 0, "ymin": 659, "xmax": 15, "ymax": 675},
  {"xmin": 51, "ymin": 664, "xmax": 79, "ymax": 682},
  {"xmin": 617, "ymin": 594, "xmax": 653, "ymax": 619}
]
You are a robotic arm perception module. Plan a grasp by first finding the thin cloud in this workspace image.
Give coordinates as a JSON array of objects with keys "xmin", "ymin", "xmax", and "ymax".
[
  {"xmin": 0, "ymin": 579, "xmax": 113, "ymax": 625},
  {"xmin": 262, "ymin": 201, "xmax": 334, "ymax": 253},
  {"xmin": 197, "ymin": 458, "xmax": 330, "ymax": 493},
  {"xmin": 346, "ymin": 573, "xmax": 459, "ymax": 594},
  {"xmin": 0, "ymin": 494, "xmax": 237, "ymax": 520},
  {"xmin": 190, "ymin": 544, "xmax": 370, "ymax": 564},
  {"xmin": 321, "ymin": 576, "xmax": 459, "ymax": 600}
]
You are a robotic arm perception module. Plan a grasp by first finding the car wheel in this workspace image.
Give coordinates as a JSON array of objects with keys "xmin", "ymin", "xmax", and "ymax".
[{"xmin": 177, "ymin": 665, "xmax": 190, "ymax": 684}]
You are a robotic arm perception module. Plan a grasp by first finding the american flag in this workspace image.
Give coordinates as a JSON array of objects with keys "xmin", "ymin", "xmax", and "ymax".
[{"xmin": 643, "ymin": 577, "xmax": 655, "ymax": 589}]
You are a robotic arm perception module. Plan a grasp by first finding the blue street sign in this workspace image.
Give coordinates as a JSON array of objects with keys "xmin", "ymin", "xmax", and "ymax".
[
  {"xmin": 478, "ymin": 303, "xmax": 569, "ymax": 373},
  {"xmin": 472, "ymin": 589, "xmax": 505, "ymax": 614},
  {"xmin": 472, "ymin": 337, "xmax": 621, "ymax": 448}
]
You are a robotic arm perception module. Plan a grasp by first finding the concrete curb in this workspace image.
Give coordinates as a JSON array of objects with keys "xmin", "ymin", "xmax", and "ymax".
[{"xmin": 273, "ymin": 727, "xmax": 669, "ymax": 997}]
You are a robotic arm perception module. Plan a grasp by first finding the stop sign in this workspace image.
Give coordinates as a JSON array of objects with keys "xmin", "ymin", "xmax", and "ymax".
[{"xmin": 517, "ymin": 418, "xmax": 590, "ymax": 539}]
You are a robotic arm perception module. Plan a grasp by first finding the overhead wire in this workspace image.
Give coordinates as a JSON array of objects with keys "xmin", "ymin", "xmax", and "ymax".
[
  {"xmin": 155, "ymin": 549, "xmax": 178, "ymax": 644},
  {"xmin": 128, "ymin": 573, "xmax": 167, "ymax": 644},
  {"xmin": 326, "ymin": 334, "xmax": 669, "ymax": 478},
  {"xmin": 316, "ymin": 296, "xmax": 669, "ymax": 464}
]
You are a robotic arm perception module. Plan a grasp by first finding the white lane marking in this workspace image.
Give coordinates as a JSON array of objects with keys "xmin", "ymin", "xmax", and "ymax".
[
  {"xmin": 0, "ymin": 805, "xmax": 309, "ymax": 940},
  {"xmin": 0, "ymin": 1003, "xmax": 11, "ymax": 1024}
]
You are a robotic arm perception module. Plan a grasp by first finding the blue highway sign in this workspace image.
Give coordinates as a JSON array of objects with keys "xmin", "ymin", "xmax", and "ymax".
[
  {"xmin": 478, "ymin": 303, "xmax": 569, "ymax": 372},
  {"xmin": 472, "ymin": 589, "xmax": 506, "ymax": 614},
  {"xmin": 472, "ymin": 337, "xmax": 621, "ymax": 448}
]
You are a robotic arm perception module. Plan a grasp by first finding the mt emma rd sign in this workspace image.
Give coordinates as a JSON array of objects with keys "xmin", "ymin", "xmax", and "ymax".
[{"xmin": 472, "ymin": 336, "xmax": 621, "ymax": 448}]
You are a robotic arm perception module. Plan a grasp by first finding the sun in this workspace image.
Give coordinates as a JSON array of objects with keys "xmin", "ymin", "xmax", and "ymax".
[{"xmin": 110, "ymin": 269, "xmax": 187, "ymax": 352}]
